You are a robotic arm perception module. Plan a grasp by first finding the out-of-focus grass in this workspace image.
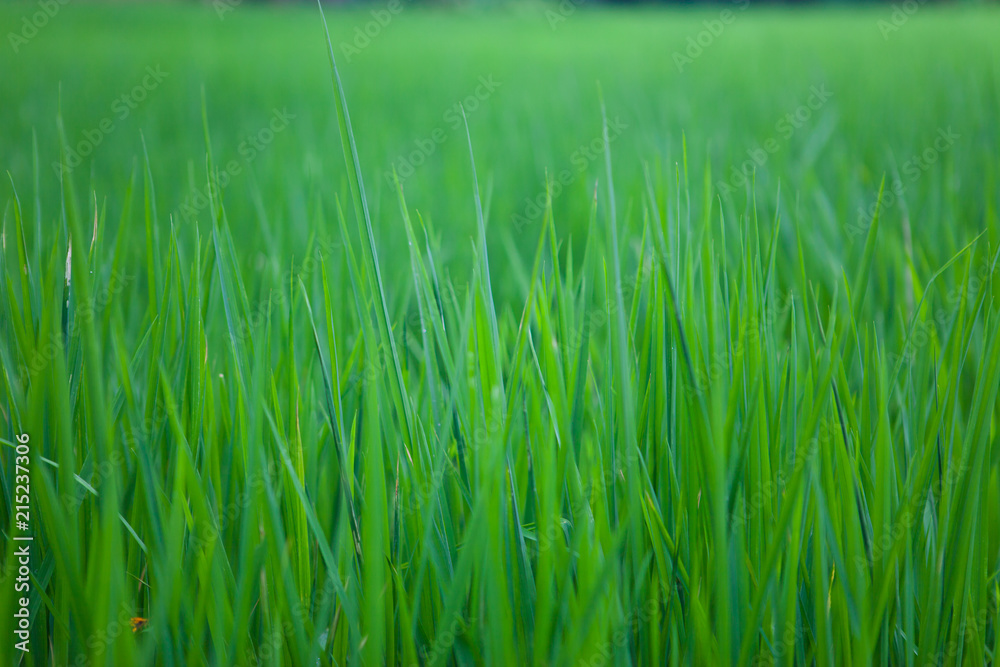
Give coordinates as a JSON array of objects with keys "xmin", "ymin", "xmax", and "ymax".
[
  {"xmin": 1, "ymin": 2, "xmax": 999, "ymax": 665},
  {"xmin": 2, "ymin": 3, "xmax": 997, "ymax": 293}
]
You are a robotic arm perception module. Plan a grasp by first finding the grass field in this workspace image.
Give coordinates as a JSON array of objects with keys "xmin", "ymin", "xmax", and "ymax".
[{"xmin": 1, "ymin": 2, "xmax": 1000, "ymax": 665}]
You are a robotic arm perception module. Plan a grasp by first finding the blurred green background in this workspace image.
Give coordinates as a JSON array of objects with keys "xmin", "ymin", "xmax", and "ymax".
[{"xmin": 2, "ymin": 3, "xmax": 999, "ymax": 302}]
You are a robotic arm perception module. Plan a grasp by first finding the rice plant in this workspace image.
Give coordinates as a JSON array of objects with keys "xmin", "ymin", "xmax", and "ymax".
[{"xmin": 1, "ymin": 3, "xmax": 998, "ymax": 666}]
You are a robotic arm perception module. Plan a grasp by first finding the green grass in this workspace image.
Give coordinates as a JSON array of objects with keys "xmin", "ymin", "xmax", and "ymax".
[{"xmin": 1, "ymin": 2, "xmax": 999, "ymax": 665}]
